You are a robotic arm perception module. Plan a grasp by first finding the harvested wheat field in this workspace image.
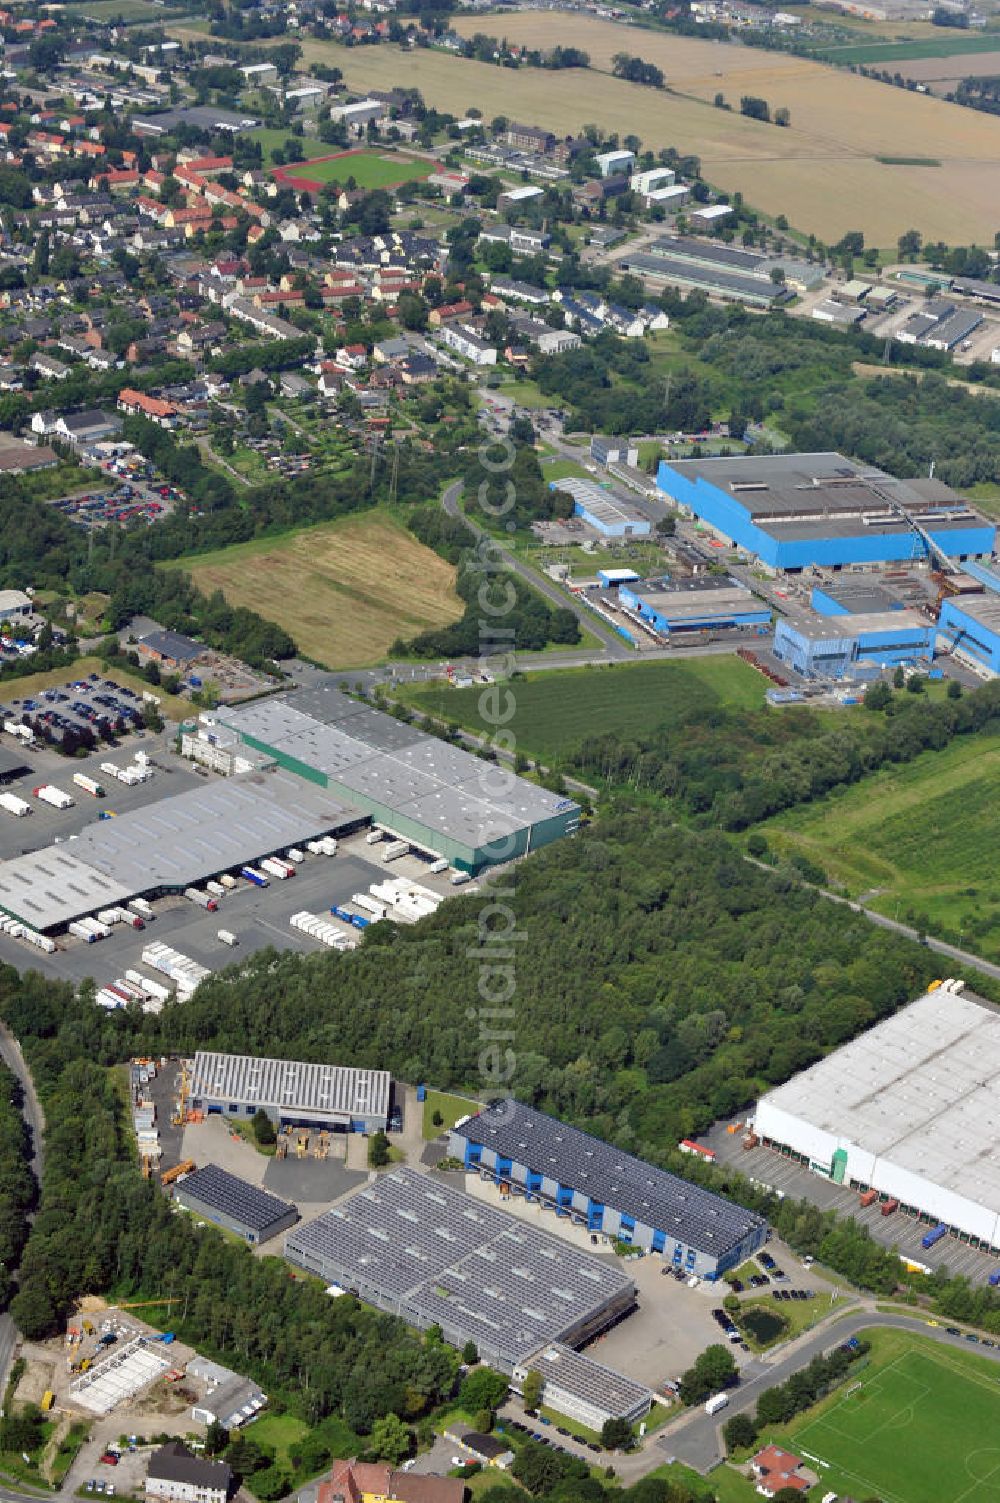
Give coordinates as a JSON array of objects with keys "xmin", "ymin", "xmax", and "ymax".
[
  {"xmin": 172, "ymin": 512, "xmax": 464, "ymax": 668},
  {"xmin": 305, "ymin": 16, "xmax": 1000, "ymax": 243}
]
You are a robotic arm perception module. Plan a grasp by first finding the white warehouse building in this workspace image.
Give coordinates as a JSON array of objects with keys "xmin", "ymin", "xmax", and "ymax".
[{"xmin": 752, "ymin": 986, "xmax": 1000, "ymax": 1253}]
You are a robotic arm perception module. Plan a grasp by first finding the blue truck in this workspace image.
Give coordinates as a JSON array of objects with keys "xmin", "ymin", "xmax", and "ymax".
[
  {"xmin": 989, "ymin": 1271, "xmax": 1000, "ymax": 1288},
  {"xmin": 922, "ymin": 1223, "xmax": 948, "ymax": 1250},
  {"xmin": 241, "ymin": 866, "xmax": 268, "ymax": 887}
]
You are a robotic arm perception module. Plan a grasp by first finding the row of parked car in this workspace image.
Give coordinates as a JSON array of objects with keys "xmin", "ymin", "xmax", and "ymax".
[{"xmin": 503, "ymin": 1417, "xmax": 603, "ymax": 1456}]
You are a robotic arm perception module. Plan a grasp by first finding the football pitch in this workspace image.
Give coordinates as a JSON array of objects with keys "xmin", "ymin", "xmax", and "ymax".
[
  {"xmin": 789, "ymin": 1342, "xmax": 1000, "ymax": 1503},
  {"xmin": 272, "ymin": 148, "xmax": 432, "ymax": 192}
]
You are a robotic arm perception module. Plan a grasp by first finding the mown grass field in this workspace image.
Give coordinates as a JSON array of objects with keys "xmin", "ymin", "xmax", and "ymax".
[
  {"xmin": 274, "ymin": 148, "xmax": 432, "ymax": 191},
  {"xmin": 817, "ymin": 31, "xmax": 1000, "ymax": 64},
  {"xmin": 761, "ymin": 730, "xmax": 1000, "ymax": 955},
  {"xmin": 169, "ymin": 514, "xmax": 464, "ymax": 669},
  {"xmin": 401, "ymin": 657, "xmax": 766, "ymax": 762},
  {"xmin": 783, "ymin": 1330, "xmax": 1000, "ymax": 1503}
]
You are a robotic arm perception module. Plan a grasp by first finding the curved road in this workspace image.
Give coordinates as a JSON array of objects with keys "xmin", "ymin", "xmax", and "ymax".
[
  {"xmin": 441, "ymin": 480, "xmax": 630, "ymax": 659},
  {"xmin": 0, "ymin": 1024, "xmax": 44, "ymax": 1414}
]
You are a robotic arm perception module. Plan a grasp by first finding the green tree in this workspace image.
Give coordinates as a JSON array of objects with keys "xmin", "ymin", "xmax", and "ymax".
[
  {"xmin": 723, "ymin": 1410, "xmax": 758, "ymax": 1452},
  {"xmin": 521, "ymin": 1369, "xmax": 543, "ymax": 1413},
  {"xmin": 601, "ymin": 1416, "xmax": 632, "ymax": 1450},
  {"xmin": 252, "ymin": 1109, "xmax": 276, "ymax": 1146},
  {"xmin": 369, "ymin": 1412, "xmax": 411, "ymax": 1466},
  {"xmin": 368, "ymin": 1130, "xmax": 391, "ymax": 1167},
  {"xmin": 205, "ymin": 1421, "xmax": 229, "ymax": 1455},
  {"xmin": 462, "ymin": 1341, "xmax": 479, "ymax": 1364},
  {"xmin": 460, "ymin": 1367, "xmax": 509, "ymax": 1413}
]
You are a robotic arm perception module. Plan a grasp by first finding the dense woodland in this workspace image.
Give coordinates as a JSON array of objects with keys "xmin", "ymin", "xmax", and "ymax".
[{"xmin": 0, "ymin": 1063, "xmax": 35, "ymax": 1311}]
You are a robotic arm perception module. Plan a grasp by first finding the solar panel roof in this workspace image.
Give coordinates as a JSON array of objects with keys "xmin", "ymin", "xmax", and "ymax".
[
  {"xmin": 454, "ymin": 1100, "xmax": 766, "ymax": 1259},
  {"xmin": 176, "ymin": 1163, "xmax": 295, "ymax": 1234}
]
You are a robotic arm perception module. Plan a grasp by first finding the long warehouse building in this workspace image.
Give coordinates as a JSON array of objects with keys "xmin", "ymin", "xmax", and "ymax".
[
  {"xmin": 0, "ymin": 773, "xmax": 362, "ymax": 933},
  {"xmin": 189, "ymin": 1050, "xmax": 391, "ymax": 1134},
  {"xmin": 656, "ymin": 451, "xmax": 996, "ymax": 572},
  {"xmin": 752, "ymin": 988, "xmax": 1000, "ymax": 1253},
  {"xmin": 210, "ymin": 685, "xmax": 580, "ymax": 872},
  {"xmin": 285, "ymin": 1167, "xmax": 637, "ymax": 1371},
  {"xmin": 450, "ymin": 1099, "xmax": 767, "ymax": 1280}
]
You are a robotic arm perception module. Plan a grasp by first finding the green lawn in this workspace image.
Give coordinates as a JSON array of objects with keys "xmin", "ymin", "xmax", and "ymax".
[
  {"xmin": 777, "ymin": 1329, "xmax": 1000, "ymax": 1503},
  {"xmin": 250, "ymin": 127, "xmax": 305, "ymax": 158},
  {"xmin": 276, "ymin": 148, "xmax": 433, "ymax": 190},
  {"xmin": 422, "ymin": 1088, "xmax": 481, "ymax": 1139},
  {"xmin": 817, "ymin": 30, "xmax": 1000, "ymax": 63},
  {"xmin": 400, "ymin": 658, "xmax": 767, "ymax": 763},
  {"xmin": 246, "ymin": 1413, "xmax": 309, "ymax": 1465},
  {"xmin": 761, "ymin": 730, "xmax": 1000, "ymax": 957},
  {"xmin": 540, "ymin": 457, "xmax": 591, "ymax": 483}
]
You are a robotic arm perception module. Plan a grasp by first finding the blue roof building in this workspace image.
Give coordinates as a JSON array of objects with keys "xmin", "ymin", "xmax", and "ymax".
[
  {"xmin": 551, "ymin": 478, "xmax": 651, "ymax": 538},
  {"xmin": 656, "ymin": 452, "xmax": 995, "ymax": 572},
  {"xmin": 936, "ymin": 595, "xmax": 1000, "ymax": 676},
  {"xmin": 618, "ymin": 575, "xmax": 770, "ymax": 637},
  {"xmin": 773, "ymin": 609, "xmax": 934, "ymax": 679},
  {"xmin": 450, "ymin": 1100, "xmax": 767, "ymax": 1280}
]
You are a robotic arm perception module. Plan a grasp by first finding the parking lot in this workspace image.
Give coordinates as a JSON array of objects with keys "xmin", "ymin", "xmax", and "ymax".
[
  {"xmin": 3, "ymin": 670, "xmax": 153, "ymax": 746},
  {"xmin": 706, "ymin": 1117, "xmax": 1000, "ymax": 1285}
]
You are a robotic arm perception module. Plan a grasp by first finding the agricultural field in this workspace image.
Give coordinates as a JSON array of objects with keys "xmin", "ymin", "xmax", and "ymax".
[
  {"xmin": 273, "ymin": 148, "xmax": 433, "ymax": 192},
  {"xmin": 816, "ymin": 30, "xmax": 1000, "ymax": 64},
  {"xmin": 777, "ymin": 1329, "xmax": 1000, "ymax": 1503},
  {"xmin": 301, "ymin": 15, "xmax": 1000, "ymax": 243},
  {"xmin": 399, "ymin": 656, "xmax": 766, "ymax": 761},
  {"xmin": 171, "ymin": 513, "xmax": 464, "ymax": 669},
  {"xmin": 761, "ymin": 729, "xmax": 1000, "ymax": 957}
]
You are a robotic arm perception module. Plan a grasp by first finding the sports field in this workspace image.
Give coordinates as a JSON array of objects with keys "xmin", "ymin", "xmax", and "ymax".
[
  {"xmin": 401, "ymin": 657, "xmax": 765, "ymax": 761},
  {"xmin": 761, "ymin": 729, "xmax": 1000, "ymax": 956},
  {"xmin": 299, "ymin": 13, "xmax": 1000, "ymax": 244},
  {"xmin": 172, "ymin": 513, "xmax": 463, "ymax": 669},
  {"xmin": 779, "ymin": 1330, "xmax": 1000, "ymax": 1503},
  {"xmin": 272, "ymin": 148, "xmax": 433, "ymax": 193}
]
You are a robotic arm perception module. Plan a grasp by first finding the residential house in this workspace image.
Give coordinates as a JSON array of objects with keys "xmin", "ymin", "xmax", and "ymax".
[
  {"xmin": 318, "ymin": 1460, "xmax": 463, "ymax": 1503},
  {"xmin": 146, "ymin": 1443, "xmax": 232, "ymax": 1503},
  {"xmin": 750, "ymin": 1446, "xmax": 812, "ymax": 1498},
  {"xmin": 117, "ymin": 388, "xmax": 179, "ymax": 427}
]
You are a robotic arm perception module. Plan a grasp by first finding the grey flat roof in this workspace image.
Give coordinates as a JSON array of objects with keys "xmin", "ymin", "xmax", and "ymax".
[
  {"xmin": 755, "ymin": 990, "xmax": 1000, "ymax": 1215},
  {"xmin": 946, "ymin": 593, "xmax": 1000, "ymax": 634},
  {"xmin": 175, "ymin": 1164, "xmax": 295, "ymax": 1234},
  {"xmin": 453, "ymin": 1100, "xmax": 766, "ymax": 1259},
  {"xmin": 0, "ymin": 774, "xmax": 358, "ymax": 929},
  {"xmin": 0, "ymin": 846, "xmax": 131, "ymax": 931},
  {"xmin": 286, "ymin": 1168, "xmax": 635, "ymax": 1369},
  {"xmin": 662, "ymin": 452, "xmax": 990, "ymax": 536},
  {"xmin": 621, "ymin": 253, "xmax": 781, "ymax": 304},
  {"xmin": 525, "ymin": 1342, "xmax": 652, "ymax": 1418},
  {"xmin": 216, "ymin": 697, "xmax": 577, "ymax": 852},
  {"xmin": 190, "ymin": 1050, "xmax": 391, "ymax": 1124},
  {"xmin": 783, "ymin": 607, "xmax": 928, "ymax": 640}
]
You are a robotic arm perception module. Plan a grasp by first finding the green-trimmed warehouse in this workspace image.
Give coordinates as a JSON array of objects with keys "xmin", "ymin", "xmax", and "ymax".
[{"xmin": 209, "ymin": 687, "xmax": 579, "ymax": 873}]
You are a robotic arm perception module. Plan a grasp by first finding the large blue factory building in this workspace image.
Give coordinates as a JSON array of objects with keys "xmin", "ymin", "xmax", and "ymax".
[
  {"xmin": 618, "ymin": 575, "xmax": 771, "ymax": 637},
  {"xmin": 450, "ymin": 1100, "xmax": 767, "ymax": 1281},
  {"xmin": 937, "ymin": 595, "xmax": 1000, "ymax": 676},
  {"xmin": 657, "ymin": 452, "xmax": 995, "ymax": 572}
]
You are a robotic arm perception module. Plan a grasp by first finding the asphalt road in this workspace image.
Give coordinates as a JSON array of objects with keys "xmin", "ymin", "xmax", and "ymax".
[
  {"xmin": 657, "ymin": 1311, "xmax": 1000, "ymax": 1475},
  {"xmin": 0, "ymin": 1025, "xmax": 44, "ymax": 1429}
]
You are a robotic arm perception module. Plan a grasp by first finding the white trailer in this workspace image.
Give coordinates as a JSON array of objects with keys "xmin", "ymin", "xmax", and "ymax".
[
  {"xmin": 217, "ymin": 929, "xmax": 238, "ymax": 947},
  {"xmin": 261, "ymin": 857, "xmax": 291, "ymax": 881},
  {"xmin": 72, "ymin": 772, "xmax": 105, "ymax": 798},
  {"xmin": 286, "ymin": 848, "xmax": 305, "ymax": 864},
  {"xmin": 381, "ymin": 840, "xmax": 409, "ymax": 864},
  {"xmin": 0, "ymin": 793, "xmax": 30, "ymax": 817},
  {"xmin": 34, "ymin": 785, "xmax": 74, "ymax": 809},
  {"xmin": 352, "ymin": 893, "xmax": 386, "ymax": 920},
  {"xmin": 129, "ymin": 898, "xmax": 154, "ymax": 920},
  {"xmin": 219, "ymin": 873, "xmax": 237, "ymax": 890}
]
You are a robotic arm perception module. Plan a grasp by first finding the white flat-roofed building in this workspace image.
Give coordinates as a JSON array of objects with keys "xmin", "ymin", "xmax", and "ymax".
[
  {"xmin": 753, "ymin": 988, "xmax": 1000, "ymax": 1250},
  {"xmin": 188, "ymin": 1050, "xmax": 391, "ymax": 1134}
]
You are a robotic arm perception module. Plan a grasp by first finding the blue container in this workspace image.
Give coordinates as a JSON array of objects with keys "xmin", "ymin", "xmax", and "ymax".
[
  {"xmin": 417, "ymin": 1084, "xmax": 427, "ymax": 1103},
  {"xmin": 922, "ymin": 1223, "xmax": 947, "ymax": 1249}
]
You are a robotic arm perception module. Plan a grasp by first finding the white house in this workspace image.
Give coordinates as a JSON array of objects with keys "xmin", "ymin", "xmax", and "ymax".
[{"xmin": 146, "ymin": 1443, "xmax": 231, "ymax": 1503}]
